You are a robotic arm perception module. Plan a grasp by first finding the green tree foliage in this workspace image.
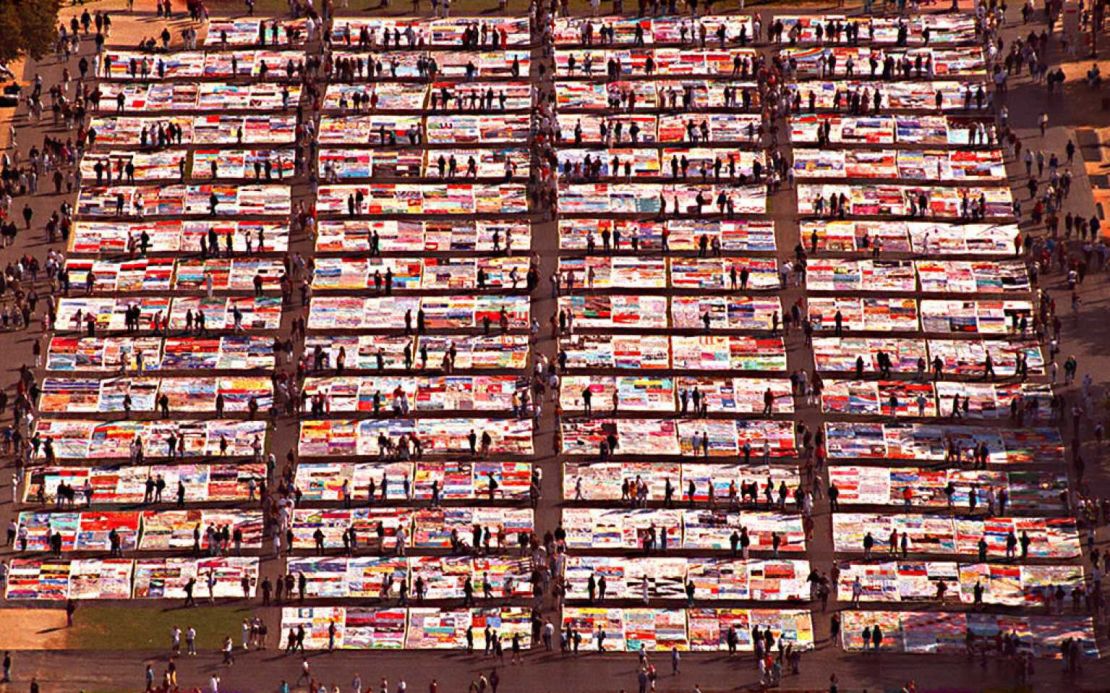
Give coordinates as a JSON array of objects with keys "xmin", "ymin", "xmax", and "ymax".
[{"xmin": 0, "ymin": 0, "xmax": 62, "ymax": 66}]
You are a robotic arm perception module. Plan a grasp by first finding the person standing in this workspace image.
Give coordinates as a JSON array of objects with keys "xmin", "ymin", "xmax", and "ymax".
[{"xmin": 222, "ymin": 636, "xmax": 234, "ymax": 665}]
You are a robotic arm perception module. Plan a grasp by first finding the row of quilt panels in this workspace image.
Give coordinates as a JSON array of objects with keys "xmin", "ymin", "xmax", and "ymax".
[
  {"xmin": 317, "ymin": 114, "xmax": 529, "ymax": 144},
  {"xmin": 88, "ymin": 115, "xmax": 296, "ymax": 146},
  {"xmin": 772, "ymin": 14, "xmax": 977, "ymax": 45},
  {"xmin": 561, "ymin": 556, "xmax": 811, "ymax": 601},
  {"xmin": 97, "ymin": 79, "xmax": 534, "ymax": 113},
  {"xmin": 558, "ymin": 218, "xmax": 1017, "ymax": 256},
  {"xmin": 554, "ymin": 16, "xmax": 757, "ymax": 47},
  {"xmin": 561, "ymin": 507, "xmax": 804, "ymax": 551},
  {"xmin": 329, "ymin": 50, "xmax": 532, "ymax": 78},
  {"xmin": 559, "ymin": 333, "xmax": 788, "ymax": 371},
  {"xmin": 556, "ymin": 256, "xmax": 779, "ymax": 290},
  {"xmin": 837, "ymin": 561, "xmax": 1083, "ymax": 606},
  {"xmin": 554, "ymin": 80, "xmax": 762, "ymax": 112},
  {"xmin": 555, "ymin": 113, "xmax": 763, "ymax": 144},
  {"xmin": 553, "ymin": 257, "xmax": 1030, "ymax": 294},
  {"xmin": 839, "ymin": 610, "xmax": 1096, "ymax": 658},
  {"xmin": 69, "ymin": 219, "xmax": 533, "ymax": 257},
  {"xmin": 563, "ymin": 462, "xmax": 1064, "ymax": 513},
  {"xmin": 560, "ymin": 418, "xmax": 796, "ymax": 458},
  {"xmin": 800, "ymin": 220, "xmax": 1019, "ymax": 255},
  {"xmin": 790, "ymin": 114, "xmax": 994, "ymax": 145},
  {"xmin": 285, "ymin": 555, "xmax": 534, "ymax": 599},
  {"xmin": 563, "ymin": 607, "xmax": 814, "ymax": 652},
  {"xmin": 25, "ymin": 460, "xmax": 529, "ymax": 504},
  {"xmin": 64, "ymin": 257, "xmax": 285, "ymax": 293},
  {"xmin": 808, "ymin": 297, "xmax": 1035, "ymax": 334},
  {"xmin": 323, "ymin": 82, "xmax": 532, "ymax": 111},
  {"xmin": 286, "ymin": 507, "xmax": 533, "ymax": 550},
  {"xmin": 45, "ymin": 333, "xmax": 529, "ymax": 372},
  {"xmin": 5, "ymin": 556, "xmax": 258, "ymax": 600},
  {"xmin": 292, "ymin": 460, "xmax": 534, "ymax": 501},
  {"xmin": 99, "ymin": 49, "xmax": 304, "ymax": 80},
  {"xmin": 827, "ymin": 466, "xmax": 1067, "ymax": 513},
  {"xmin": 16, "ymin": 509, "xmax": 262, "ymax": 552},
  {"xmin": 556, "ymin": 295, "xmax": 1038, "ymax": 334},
  {"xmin": 797, "ymin": 184, "xmax": 1013, "ymax": 218},
  {"xmin": 558, "ymin": 218, "xmax": 776, "ymax": 252},
  {"xmin": 558, "ymin": 182, "xmax": 766, "ymax": 215},
  {"xmin": 25, "ymin": 462, "xmax": 266, "ymax": 504},
  {"xmin": 793, "ymin": 148, "xmax": 1005, "ymax": 181},
  {"xmin": 16, "ymin": 506, "xmax": 533, "ymax": 553},
  {"xmin": 37, "ymin": 376, "xmax": 273, "ymax": 413},
  {"xmin": 314, "ymin": 219, "xmax": 532, "ymax": 253},
  {"xmin": 555, "ymin": 46, "xmax": 984, "ymax": 78},
  {"xmin": 302, "ymin": 333, "xmax": 530, "ymax": 371},
  {"xmin": 555, "ymin": 373, "xmax": 1048, "ymax": 420},
  {"xmin": 69, "ymin": 220, "xmax": 289, "ymax": 255},
  {"xmin": 307, "ymin": 294, "xmax": 529, "ymax": 330},
  {"xmin": 555, "ymin": 81, "xmax": 975, "ymax": 114},
  {"xmin": 559, "ymin": 418, "xmax": 1065, "ymax": 465},
  {"xmin": 786, "ymin": 80, "xmax": 980, "ymax": 111},
  {"xmin": 319, "ymin": 147, "xmax": 529, "ymax": 179},
  {"xmin": 555, "ymin": 375, "xmax": 795, "ymax": 413},
  {"xmin": 299, "ymin": 375, "xmax": 531, "ymax": 412},
  {"xmin": 780, "ymin": 46, "xmax": 986, "ymax": 77},
  {"xmin": 298, "ymin": 418, "xmax": 534, "ymax": 457},
  {"xmin": 56, "ymin": 296, "xmax": 283, "ymax": 331},
  {"xmin": 310, "ymin": 256, "xmax": 531, "ymax": 291},
  {"xmin": 46, "ymin": 335, "xmax": 276, "ymax": 371},
  {"xmin": 31, "ymin": 419, "xmax": 267, "ymax": 459},
  {"xmin": 297, "ymin": 374, "xmax": 526, "ymax": 413},
  {"xmin": 329, "ymin": 17, "xmax": 532, "ymax": 46},
  {"xmin": 316, "ymin": 183, "xmax": 528, "ymax": 215},
  {"xmin": 281, "ymin": 606, "xmax": 528, "ymax": 650},
  {"xmin": 556, "ymin": 295, "xmax": 780, "ymax": 331},
  {"xmin": 564, "ymin": 462, "xmax": 799, "ymax": 502},
  {"xmin": 67, "ymin": 256, "xmax": 537, "ymax": 294},
  {"xmin": 76, "ymin": 184, "xmax": 290, "ymax": 217},
  {"xmin": 97, "ymin": 82, "xmax": 301, "ymax": 112},
  {"xmin": 84, "ymin": 149, "xmax": 296, "ymax": 182},
  {"xmin": 557, "ymin": 333, "xmax": 1043, "ymax": 373},
  {"xmin": 824, "ymin": 422, "xmax": 1062, "ymax": 465},
  {"xmin": 275, "ymin": 555, "xmax": 813, "ymax": 602},
  {"xmin": 818, "ymin": 380, "xmax": 1050, "ymax": 420},
  {"xmin": 812, "ymin": 336, "xmax": 1043, "ymax": 375},
  {"xmin": 557, "ymin": 148, "xmax": 763, "ymax": 177},
  {"xmin": 555, "ymin": 47, "xmax": 758, "ymax": 75},
  {"xmin": 204, "ymin": 18, "xmax": 309, "ymax": 46},
  {"xmin": 552, "ymin": 15, "xmax": 974, "ymax": 46},
  {"xmin": 831, "ymin": 513, "xmax": 1081, "ymax": 558}
]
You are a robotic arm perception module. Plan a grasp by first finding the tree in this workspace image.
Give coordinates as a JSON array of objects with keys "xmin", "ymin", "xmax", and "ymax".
[{"xmin": 0, "ymin": 0, "xmax": 61, "ymax": 67}]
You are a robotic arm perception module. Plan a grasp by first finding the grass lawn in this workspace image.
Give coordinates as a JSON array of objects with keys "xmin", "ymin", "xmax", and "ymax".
[{"xmin": 68, "ymin": 604, "xmax": 254, "ymax": 651}]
